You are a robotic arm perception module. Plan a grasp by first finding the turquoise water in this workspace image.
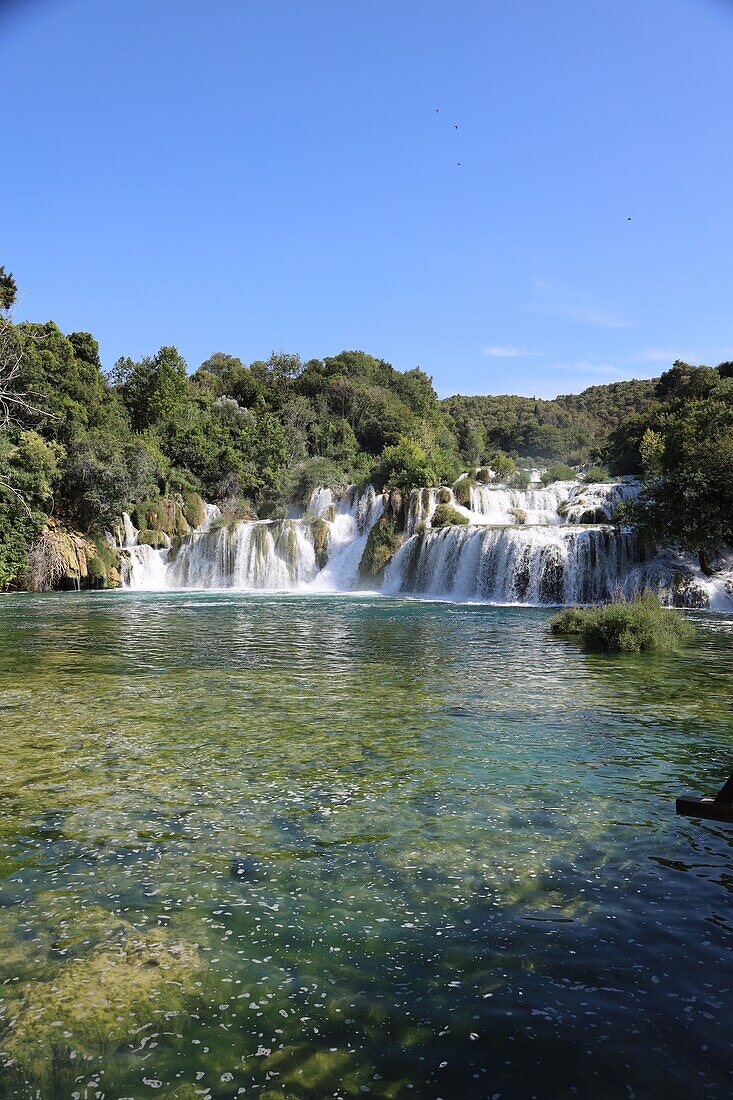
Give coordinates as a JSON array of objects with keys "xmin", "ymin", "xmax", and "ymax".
[{"xmin": 0, "ymin": 592, "xmax": 732, "ymax": 1099}]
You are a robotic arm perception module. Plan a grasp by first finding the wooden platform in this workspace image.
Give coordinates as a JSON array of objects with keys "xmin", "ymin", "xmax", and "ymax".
[
  {"xmin": 676, "ymin": 795, "xmax": 733, "ymax": 823},
  {"xmin": 676, "ymin": 773, "xmax": 733, "ymax": 823}
]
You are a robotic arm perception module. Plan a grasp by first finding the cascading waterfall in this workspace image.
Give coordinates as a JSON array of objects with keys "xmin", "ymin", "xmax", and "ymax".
[
  {"xmin": 118, "ymin": 478, "xmax": 733, "ymax": 609},
  {"xmin": 120, "ymin": 486, "xmax": 386, "ymax": 592},
  {"xmin": 383, "ymin": 524, "xmax": 655, "ymax": 603}
]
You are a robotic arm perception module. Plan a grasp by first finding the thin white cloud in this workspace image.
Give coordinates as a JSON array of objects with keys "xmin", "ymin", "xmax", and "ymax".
[
  {"xmin": 635, "ymin": 348, "xmax": 686, "ymax": 363},
  {"xmin": 481, "ymin": 345, "xmax": 543, "ymax": 358},
  {"xmin": 634, "ymin": 347, "xmax": 733, "ymax": 365},
  {"xmin": 551, "ymin": 361, "xmax": 624, "ymax": 376},
  {"xmin": 530, "ymin": 278, "xmax": 630, "ymax": 329}
]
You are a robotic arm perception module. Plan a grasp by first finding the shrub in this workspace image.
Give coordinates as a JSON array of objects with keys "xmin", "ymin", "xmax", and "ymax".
[
  {"xmin": 373, "ymin": 439, "xmax": 435, "ymax": 493},
  {"xmin": 437, "ymin": 487, "xmax": 453, "ymax": 504},
  {"xmin": 541, "ymin": 463, "xmax": 576, "ymax": 486},
  {"xmin": 431, "ymin": 504, "xmax": 470, "ymax": 528},
  {"xmin": 582, "ymin": 465, "xmax": 610, "ymax": 484},
  {"xmin": 550, "ymin": 593, "xmax": 695, "ymax": 653}
]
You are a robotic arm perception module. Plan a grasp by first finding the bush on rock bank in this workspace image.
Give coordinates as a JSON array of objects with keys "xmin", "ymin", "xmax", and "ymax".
[{"xmin": 550, "ymin": 593, "xmax": 696, "ymax": 653}]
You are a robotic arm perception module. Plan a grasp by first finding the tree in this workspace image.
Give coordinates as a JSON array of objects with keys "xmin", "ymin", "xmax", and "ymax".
[
  {"xmin": 116, "ymin": 346, "xmax": 192, "ymax": 432},
  {"xmin": 373, "ymin": 438, "xmax": 435, "ymax": 492},
  {"xmin": 0, "ymin": 267, "xmax": 17, "ymax": 313}
]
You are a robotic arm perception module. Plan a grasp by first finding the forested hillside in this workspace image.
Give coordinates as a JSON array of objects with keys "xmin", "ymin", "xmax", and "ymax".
[
  {"xmin": 1, "ymin": 264, "xmax": 731, "ymax": 589},
  {"xmin": 442, "ymin": 379, "xmax": 655, "ymax": 465}
]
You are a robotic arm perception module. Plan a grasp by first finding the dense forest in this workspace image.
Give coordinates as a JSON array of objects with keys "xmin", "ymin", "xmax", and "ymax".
[{"xmin": 0, "ymin": 265, "xmax": 731, "ymax": 589}]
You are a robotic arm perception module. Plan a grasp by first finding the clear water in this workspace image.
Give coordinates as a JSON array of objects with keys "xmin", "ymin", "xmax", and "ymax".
[{"xmin": 0, "ymin": 592, "xmax": 732, "ymax": 1099}]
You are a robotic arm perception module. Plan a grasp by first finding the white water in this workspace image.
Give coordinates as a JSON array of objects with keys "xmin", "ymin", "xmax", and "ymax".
[
  {"xmin": 383, "ymin": 524, "xmax": 726, "ymax": 607},
  {"xmin": 118, "ymin": 481, "xmax": 733, "ymax": 610},
  {"xmin": 121, "ymin": 487, "xmax": 386, "ymax": 593}
]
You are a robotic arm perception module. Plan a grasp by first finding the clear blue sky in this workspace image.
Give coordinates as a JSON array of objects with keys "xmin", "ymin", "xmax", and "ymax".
[{"xmin": 3, "ymin": 0, "xmax": 732, "ymax": 398}]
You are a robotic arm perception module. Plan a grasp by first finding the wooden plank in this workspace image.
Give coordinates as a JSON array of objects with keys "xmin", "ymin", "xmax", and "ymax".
[{"xmin": 676, "ymin": 796, "xmax": 733, "ymax": 823}]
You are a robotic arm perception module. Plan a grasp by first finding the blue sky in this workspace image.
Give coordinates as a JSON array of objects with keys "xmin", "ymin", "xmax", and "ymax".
[{"xmin": 3, "ymin": 0, "xmax": 732, "ymax": 398}]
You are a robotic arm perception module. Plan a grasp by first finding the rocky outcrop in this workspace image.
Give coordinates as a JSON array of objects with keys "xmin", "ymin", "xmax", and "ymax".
[
  {"xmin": 23, "ymin": 522, "xmax": 121, "ymax": 591},
  {"xmin": 431, "ymin": 504, "xmax": 470, "ymax": 528},
  {"xmin": 358, "ymin": 515, "xmax": 403, "ymax": 582}
]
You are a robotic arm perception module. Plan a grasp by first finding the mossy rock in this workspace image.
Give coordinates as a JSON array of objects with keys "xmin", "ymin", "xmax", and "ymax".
[
  {"xmin": 275, "ymin": 520, "xmax": 300, "ymax": 578},
  {"xmin": 508, "ymin": 506, "xmax": 527, "ymax": 524},
  {"xmin": 431, "ymin": 504, "xmax": 469, "ymax": 528},
  {"xmin": 85, "ymin": 553, "xmax": 108, "ymax": 588},
  {"xmin": 310, "ymin": 518, "xmax": 330, "ymax": 570},
  {"xmin": 23, "ymin": 524, "xmax": 115, "ymax": 591},
  {"xmin": 182, "ymin": 491, "xmax": 206, "ymax": 528},
  {"xmin": 137, "ymin": 528, "xmax": 168, "ymax": 549},
  {"xmin": 133, "ymin": 498, "xmax": 190, "ymax": 539},
  {"xmin": 452, "ymin": 478, "xmax": 476, "ymax": 507},
  {"xmin": 358, "ymin": 516, "xmax": 403, "ymax": 580},
  {"xmin": 437, "ymin": 487, "xmax": 452, "ymax": 504},
  {"xmin": 476, "ymin": 466, "xmax": 492, "ymax": 484}
]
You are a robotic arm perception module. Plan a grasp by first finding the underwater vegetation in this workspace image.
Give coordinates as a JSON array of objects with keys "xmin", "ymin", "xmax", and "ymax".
[{"xmin": 0, "ymin": 593, "xmax": 732, "ymax": 1097}]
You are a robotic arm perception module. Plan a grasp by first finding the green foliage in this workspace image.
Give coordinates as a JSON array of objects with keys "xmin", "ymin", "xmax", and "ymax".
[
  {"xmin": 373, "ymin": 438, "xmax": 434, "ymax": 492},
  {"xmin": 0, "ymin": 266, "xmax": 18, "ymax": 312},
  {"xmin": 550, "ymin": 593, "xmax": 695, "ymax": 653},
  {"xmin": 607, "ymin": 361, "xmax": 733, "ymax": 553},
  {"xmin": 509, "ymin": 469, "xmax": 531, "ymax": 491},
  {"xmin": 0, "ymin": 430, "xmax": 64, "ymax": 587},
  {"xmin": 489, "ymin": 452, "xmax": 516, "ymax": 480},
  {"xmin": 639, "ymin": 428, "xmax": 664, "ymax": 475},
  {"xmin": 582, "ymin": 465, "xmax": 609, "ymax": 484},
  {"xmin": 431, "ymin": 504, "xmax": 469, "ymax": 528},
  {"xmin": 282, "ymin": 457, "xmax": 350, "ymax": 506},
  {"xmin": 443, "ymin": 378, "xmax": 655, "ymax": 464},
  {"xmin": 540, "ymin": 463, "xmax": 575, "ymax": 485}
]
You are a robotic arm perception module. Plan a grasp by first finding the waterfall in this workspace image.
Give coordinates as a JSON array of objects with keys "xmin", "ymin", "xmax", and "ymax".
[
  {"xmin": 120, "ymin": 486, "xmax": 386, "ymax": 592},
  {"xmin": 468, "ymin": 484, "xmax": 571, "ymax": 525},
  {"xmin": 116, "ymin": 481, "xmax": 733, "ymax": 610},
  {"xmin": 383, "ymin": 523, "xmax": 730, "ymax": 609}
]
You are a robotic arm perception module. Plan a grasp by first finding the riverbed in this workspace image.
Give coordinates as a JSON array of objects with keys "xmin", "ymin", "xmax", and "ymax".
[{"xmin": 1, "ymin": 592, "xmax": 732, "ymax": 1097}]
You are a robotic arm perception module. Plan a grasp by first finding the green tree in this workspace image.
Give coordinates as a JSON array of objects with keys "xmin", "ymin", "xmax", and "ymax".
[
  {"xmin": 373, "ymin": 438, "xmax": 434, "ymax": 491},
  {"xmin": 0, "ymin": 267, "xmax": 17, "ymax": 313}
]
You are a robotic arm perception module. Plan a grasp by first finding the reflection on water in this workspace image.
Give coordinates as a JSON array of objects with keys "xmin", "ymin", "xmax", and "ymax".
[{"xmin": 0, "ymin": 592, "xmax": 732, "ymax": 1098}]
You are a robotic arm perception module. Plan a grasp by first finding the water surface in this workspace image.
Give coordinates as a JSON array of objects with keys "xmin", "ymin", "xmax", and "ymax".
[{"xmin": 0, "ymin": 593, "xmax": 732, "ymax": 1098}]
